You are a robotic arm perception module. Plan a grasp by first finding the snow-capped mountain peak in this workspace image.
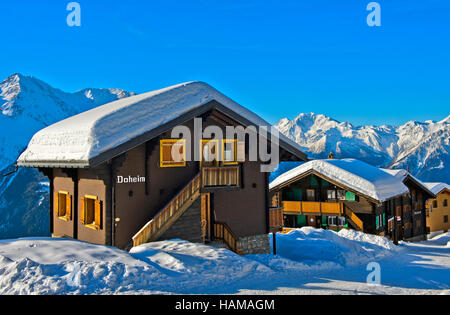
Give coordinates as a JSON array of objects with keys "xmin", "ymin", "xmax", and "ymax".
[
  {"xmin": 0, "ymin": 73, "xmax": 133, "ymax": 167},
  {"xmin": 276, "ymin": 113, "xmax": 449, "ymax": 183}
]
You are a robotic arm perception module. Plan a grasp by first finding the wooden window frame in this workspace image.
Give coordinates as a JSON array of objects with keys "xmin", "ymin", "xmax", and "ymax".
[
  {"xmin": 81, "ymin": 195, "xmax": 102, "ymax": 231},
  {"xmin": 160, "ymin": 139, "xmax": 187, "ymax": 168},
  {"xmin": 223, "ymin": 139, "xmax": 238, "ymax": 166},
  {"xmin": 327, "ymin": 189, "xmax": 336, "ymax": 200},
  {"xmin": 200, "ymin": 139, "xmax": 220, "ymax": 167},
  {"xmin": 55, "ymin": 191, "xmax": 72, "ymax": 222}
]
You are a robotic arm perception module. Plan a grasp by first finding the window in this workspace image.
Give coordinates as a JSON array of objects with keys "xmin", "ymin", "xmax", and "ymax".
[
  {"xmin": 337, "ymin": 190, "xmax": 346, "ymax": 201},
  {"xmin": 328, "ymin": 216, "xmax": 337, "ymax": 226},
  {"xmin": 376, "ymin": 214, "xmax": 384, "ymax": 229},
  {"xmin": 160, "ymin": 139, "xmax": 186, "ymax": 168},
  {"xmin": 55, "ymin": 191, "xmax": 72, "ymax": 221},
  {"xmin": 444, "ymin": 216, "xmax": 449, "ymax": 223},
  {"xmin": 444, "ymin": 200, "xmax": 448, "ymax": 207},
  {"xmin": 223, "ymin": 140, "xmax": 238, "ymax": 165},
  {"xmin": 306, "ymin": 189, "xmax": 315, "ymax": 201},
  {"xmin": 345, "ymin": 191, "xmax": 357, "ymax": 202},
  {"xmin": 200, "ymin": 140, "xmax": 219, "ymax": 167},
  {"xmin": 433, "ymin": 200, "xmax": 438, "ymax": 208},
  {"xmin": 81, "ymin": 195, "xmax": 102, "ymax": 230},
  {"xmin": 338, "ymin": 216, "xmax": 346, "ymax": 227},
  {"xmin": 327, "ymin": 190, "xmax": 336, "ymax": 200}
]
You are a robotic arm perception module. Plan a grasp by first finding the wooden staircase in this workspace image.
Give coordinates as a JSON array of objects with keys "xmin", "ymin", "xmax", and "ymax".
[
  {"xmin": 344, "ymin": 204, "xmax": 364, "ymax": 231},
  {"xmin": 214, "ymin": 222, "xmax": 241, "ymax": 254},
  {"xmin": 132, "ymin": 173, "xmax": 201, "ymax": 247}
]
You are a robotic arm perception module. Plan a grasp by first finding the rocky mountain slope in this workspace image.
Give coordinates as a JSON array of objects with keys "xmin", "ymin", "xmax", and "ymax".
[{"xmin": 0, "ymin": 74, "xmax": 132, "ymax": 238}]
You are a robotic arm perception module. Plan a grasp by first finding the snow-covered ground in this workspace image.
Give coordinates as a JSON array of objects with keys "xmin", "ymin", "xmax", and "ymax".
[{"xmin": 0, "ymin": 228, "xmax": 448, "ymax": 295}]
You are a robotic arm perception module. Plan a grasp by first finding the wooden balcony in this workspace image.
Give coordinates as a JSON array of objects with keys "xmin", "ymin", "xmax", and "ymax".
[
  {"xmin": 202, "ymin": 166, "xmax": 240, "ymax": 188},
  {"xmin": 283, "ymin": 201, "xmax": 344, "ymax": 216}
]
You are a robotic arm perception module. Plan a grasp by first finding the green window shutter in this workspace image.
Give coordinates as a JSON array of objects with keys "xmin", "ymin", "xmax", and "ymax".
[
  {"xmin": 286, "ymin": 191, "xmax": 295, "ymax": 201},
  {"xmin": 346, "ymin": 192, "xmax": 356, "ymax": 201},
  {"xmin": 383, "ymin": 213, "xmax": 386, "ymax": 226},
  {"xmin": 322, "ymin": 216, "xmax": 328, "ymax": 227},
  {"xmin": 376, "ymin": 216, "xmax": 379, "ymax": 229},
  {"xmin": 311, "ymin": 176, "xmax": 319, "ymax": 186},
  {"xmin": 321, "ymin": 179, "xmax": 329, "ymax": 187},
  {"xmin": 297, "ymin": 215, "xmax": 307, "ymax": 227},
  {"xmin": 293, "ymin": 189, "xmax": 302, "ymax": 201}
]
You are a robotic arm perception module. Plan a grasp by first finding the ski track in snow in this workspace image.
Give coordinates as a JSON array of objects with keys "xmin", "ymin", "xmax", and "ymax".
[{"xmin": 0, "ymin": 229, "xmax": 448, "ymax": 295}]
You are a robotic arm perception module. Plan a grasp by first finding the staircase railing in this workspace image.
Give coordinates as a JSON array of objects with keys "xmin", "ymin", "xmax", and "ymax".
[
  {"xmin": 214, "ymin": 222, "xmax": 241, "ymax": 254},
  {"xmin": 344, "ymin": 204, "xmax": 364, "ymax": 231},
  {"xmin": 132, "ymin": 173, "xmax": 201, "ymax": 247},
  {"xmin": 269, "ymin": 207, "xmax": 284, "ymax": 229}
]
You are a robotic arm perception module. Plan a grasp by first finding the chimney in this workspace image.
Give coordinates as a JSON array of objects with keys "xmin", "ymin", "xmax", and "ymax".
[{"xmin": 328, "ymin": 152, "xmax": 335, "ymax": 159}]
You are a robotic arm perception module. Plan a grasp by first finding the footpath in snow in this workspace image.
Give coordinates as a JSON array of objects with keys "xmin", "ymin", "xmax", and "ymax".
[{"xmin": 0, "ymin": 228, "xmax": 448, "ymax": 295}]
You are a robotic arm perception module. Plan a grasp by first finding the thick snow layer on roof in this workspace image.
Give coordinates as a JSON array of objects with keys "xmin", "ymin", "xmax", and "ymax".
[
  {"xmin": 380, "ymin": 168, "xmax": 435, "ymax": 197},
  {"xmin": 17, "ymin": 81, "xmax": 301, "ymax": 166},
  {"xmin": 270, "ymin": 159, "xmax": 409, "ymax": 202},
  {"xmin": 423, "ymin": 182, "xmax": 450, "ymax": 195}
]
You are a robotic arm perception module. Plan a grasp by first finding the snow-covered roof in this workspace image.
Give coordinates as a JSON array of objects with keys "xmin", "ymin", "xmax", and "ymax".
[
  {"xmin": 423, "ymin": 182, "xmax": 450, "ymax": 195},
  {"xmin": 270, "ymin": 159, "xmax": 409, "ymax": 202},
  {"xmin": 17, "ymin": 81, "xmax": 306, "ymax": 167},
  {"xmin": 380, "ymin": 168, "xmax": 435, "ymax": 198}
]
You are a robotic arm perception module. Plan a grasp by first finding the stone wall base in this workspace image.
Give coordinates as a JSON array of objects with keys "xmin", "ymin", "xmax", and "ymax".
[{"xmin": 237, "ymin": 234, "xmax": 270, "ymax": 255}]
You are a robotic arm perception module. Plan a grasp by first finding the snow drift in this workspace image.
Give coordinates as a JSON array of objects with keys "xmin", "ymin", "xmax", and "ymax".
[{"xmin": 0, "ymin": 229, "xmax": 400, "ymax": 295}]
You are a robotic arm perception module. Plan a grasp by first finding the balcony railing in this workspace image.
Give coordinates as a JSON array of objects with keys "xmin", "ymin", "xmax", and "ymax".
[
  {"xmin": 202, "ymin": 166, "xmax": 240, "ymax": 188},
  {"xmin": 283, "ymin": 201, "xmax": 344, "ymax": 215}
]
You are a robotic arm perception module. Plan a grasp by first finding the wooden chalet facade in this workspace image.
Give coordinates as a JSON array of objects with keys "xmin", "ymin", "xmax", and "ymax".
[
  {"xmin": 424, "ymin": 183, "xmax": 450, "ymax": 235},
  {"xmin": 269, "ymin": 160, "xmax": 435, "ymax": 243},
  {"xmin": 17, "ymin": 82, "xmax": 307, "ymax": 254}
]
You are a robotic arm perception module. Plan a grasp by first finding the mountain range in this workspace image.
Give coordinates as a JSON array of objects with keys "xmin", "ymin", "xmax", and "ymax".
[
  {"xmin": 0, "ymin": 73, "xmax": 448, "ymax": 239},
  {"xmin": 274, "ymin": 113, "xmax": 449, "ymax": 183},
  {"xmin": 0, "ymin": 74, "xmax": 133, "ymax": 238}
]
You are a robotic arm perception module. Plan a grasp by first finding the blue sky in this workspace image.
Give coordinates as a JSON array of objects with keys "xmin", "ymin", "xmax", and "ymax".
[{"xmin": 0, "ymin": 0, "xmax": 449, "ymax": 126}]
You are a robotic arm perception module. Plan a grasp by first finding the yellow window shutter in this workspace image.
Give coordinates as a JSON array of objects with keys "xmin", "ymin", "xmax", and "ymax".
[
  {"xmin": 54, "ymin": 192, "xmax": 59, "ymax": 216},
  {"xmin": 66, "ymin": 194, "xmax": 72, "ymax": 220},
  {"xmin": 95, "ymin": 200, "xmax": 102, "ymax": 228},
  {"xmin": 237, "ymin": 141, "xmax": 245, "ymax": 162},
  {"xmin": 161, "ymin": 141, "xmax": 174, "ymax": 165},
  {"xmin": 80, "ymin": 197, "xmax": 86, "ymax": 224}
]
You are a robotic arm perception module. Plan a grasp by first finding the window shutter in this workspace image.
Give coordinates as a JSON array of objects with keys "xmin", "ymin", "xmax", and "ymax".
[
  {"xmin": 95, "ymin": 200, "xmax": 102, "ymax": 228},
  {"xmin": 160, "ymin": 140, "xmax": 186, "ymax": 167},
  {"xmin": 66, "ymin": 194, "xmax": 72, "ymax": 220},
  {"xmin": 54, "ymin": 192, "xmax": 59, "ymax": 216},
  {"xmin": 237, "ymin": 141, "xmax": 245, "ymax": 162},
  {"xmin": 80, "ymin": 197, "xmax": 86, "ymax": 224},
  {"xmin": 161, "ymin": 142, "xmax": 175, "ymax": 164}
]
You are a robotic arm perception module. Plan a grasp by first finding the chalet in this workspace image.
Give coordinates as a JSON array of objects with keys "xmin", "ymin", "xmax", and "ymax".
[
  {"xmin": 17, "ymin": 82, "xmax": 307, "ymax": 254},
  {"xmin": 424, "ymin": 183, "xmax": 450, "ymax": 235},
  {"xmin": 269, "ymin": 159, "xmax": 435, "ymax": 243}
]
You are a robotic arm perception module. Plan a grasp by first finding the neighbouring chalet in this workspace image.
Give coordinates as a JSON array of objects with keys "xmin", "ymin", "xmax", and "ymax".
[
  {"xmin": 17, "ymin": 82, "xmax": 307, "ymax": 254},
  {"xmin": 269, "ymin": 159, "xmax": 435, "ymax": 243},
  {"xmin": 424, "ymin": 183, "xmax": 450, "ymax": 235}
]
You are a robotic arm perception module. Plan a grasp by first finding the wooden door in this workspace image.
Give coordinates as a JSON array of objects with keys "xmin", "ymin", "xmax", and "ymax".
[{"xmin": 201, "ymin": 193, "xmax": 211, "ymax": 242}]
